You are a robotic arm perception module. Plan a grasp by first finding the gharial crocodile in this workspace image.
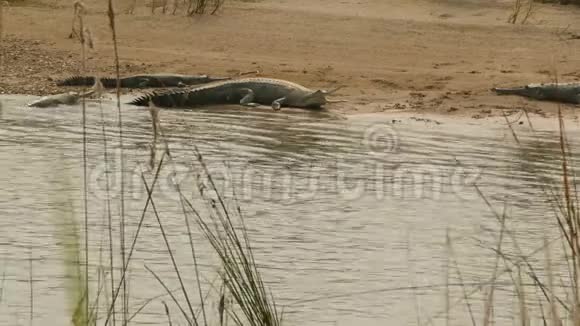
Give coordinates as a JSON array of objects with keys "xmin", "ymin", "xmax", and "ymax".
[
  {"xmin": 56, "ymin": 73, "xmax": 230, "ymax": 89},
  {"xmin": 492, "ymin": 82, "xmax": 580, "ymax": 104},
  {"xmin": 127, "ymin": 77, "xmax": 344, "ymax": 110}
]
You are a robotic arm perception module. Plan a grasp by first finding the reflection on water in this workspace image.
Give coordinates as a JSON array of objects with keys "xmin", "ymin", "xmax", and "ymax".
[{"xmin": 0, "ymin": 95, "xmax": 578, "ymax": 326}]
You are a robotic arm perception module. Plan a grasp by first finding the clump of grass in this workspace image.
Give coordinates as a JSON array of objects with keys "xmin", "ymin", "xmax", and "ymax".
[
  {"xmin": 508, "ymin": 0, "xmax": 536, "ymax": 24},
  {"xmin": 131, "ymin": 0, "xmax": 225, "ymax": 16},
  {"xmin": 470, "ymin": 71, "xmax": 580, "ymax": 325},
  {"xmin": 176, "ymin": 145, "xmax": 282, "ymax": 326},
  {"xmin": 0, "ymin": 1, "xmax": 5, "ymax": 72},
  {"xmin": 132, "ymin": 96, "xmax": 280, "ymax": 326},
  {"xmin": 187, "ymin": 0, "xmax": 224, "ymax": 16}
]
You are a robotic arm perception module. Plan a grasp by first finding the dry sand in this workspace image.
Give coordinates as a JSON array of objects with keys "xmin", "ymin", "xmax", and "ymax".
[{"xmin": 2, "ymin": 0, "xmax": 580, "ymax": 119}]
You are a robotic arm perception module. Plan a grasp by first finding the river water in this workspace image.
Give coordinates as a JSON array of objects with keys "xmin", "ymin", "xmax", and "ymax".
[{"xmin": 0, "ymin": 94, "xmax": 578, "ymax": 326}]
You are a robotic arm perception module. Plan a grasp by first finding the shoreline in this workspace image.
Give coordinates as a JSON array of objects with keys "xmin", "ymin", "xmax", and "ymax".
[{"xmin": 2, "ymin": 0, "xmax": 580, "ymax": 120}]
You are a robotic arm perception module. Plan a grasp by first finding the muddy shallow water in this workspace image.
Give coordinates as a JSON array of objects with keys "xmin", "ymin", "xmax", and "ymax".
[{"xmin": 0, "ymin": 94, "xmax": 578, "ymax": 326}]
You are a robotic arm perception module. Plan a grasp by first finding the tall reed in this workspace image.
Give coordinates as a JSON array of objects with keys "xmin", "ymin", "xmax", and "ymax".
[
  {"xmin": 28, "ymin": 249, "xmax": 33, "ymax": 326},
  {"xmin": 70, "ymin": 2, "xmax": 92, "ymax": 323},
  {"xmin": 0, "ymin": 0, "xmax": 5, "ymax": 71},
  {"xmin": 106, "ymin": 0, "xmax": 129, "ymax": 323}
]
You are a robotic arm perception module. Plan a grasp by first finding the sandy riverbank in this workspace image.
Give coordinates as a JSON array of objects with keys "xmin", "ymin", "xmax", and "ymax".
[{"xmin": 2, "ymin": 0, "xmax": 580, "ymax": 119}]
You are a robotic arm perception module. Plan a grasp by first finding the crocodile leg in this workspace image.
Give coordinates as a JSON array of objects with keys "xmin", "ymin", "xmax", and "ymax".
[
  {"xmin": 239, "ymin": 88, "xmax": 259, "ymax": 107},
  {"xmin": 271, "ymin": 97, "xmax": 286, "ymax": 111}
]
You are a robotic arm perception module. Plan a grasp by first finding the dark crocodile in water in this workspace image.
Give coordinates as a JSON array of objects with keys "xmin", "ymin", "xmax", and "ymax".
[
  {"xmin": 56, "ymin": 73, "xmax": 230, "ymax": 89},
  {"xmin": 128, "ymin": 77, "xmax": 343, "ymax": 110},
  {"xmin": 492, "ymin": 82, "xmax": 580, "ymax": 104}
]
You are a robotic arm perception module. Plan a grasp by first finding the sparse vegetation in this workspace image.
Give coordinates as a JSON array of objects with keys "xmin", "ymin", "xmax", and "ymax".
[
  {"xmin": 0, "ymin": 2, "xmax": 3, "ymax": 59},
  {"xmin": 462, "ymin": 76, "xmax": 580, "ymax": 325},
  {"xmin": 508, "ymin": 0, "xmax": 536, "ymax": 24},
  {"xmin": 539, "ymin": 0, "xmax": 580, "ymax": 5},
  {"xmin": 508, "ymin": 0, "xmax": 580, "ymax": 25},
  {"xmin": 124, "ymin": 0, "xmax": 225, "ymax": 16}
]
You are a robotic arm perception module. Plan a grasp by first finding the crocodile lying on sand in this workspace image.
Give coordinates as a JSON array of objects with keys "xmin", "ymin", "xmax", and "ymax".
[
  {"xmin": 57, "ymin": 73, "xmax": 230, "ymax": 89},
  {"xmin": 492, "ymin": 82, "xmax": 580, "ymax": 104},
  {"xmin": 27, "ymin": 89, "xmax": 96, "ymax": 108},
  {"xmin": 128, "ymin": 77, "xmax": 344, "ymax": 110}
]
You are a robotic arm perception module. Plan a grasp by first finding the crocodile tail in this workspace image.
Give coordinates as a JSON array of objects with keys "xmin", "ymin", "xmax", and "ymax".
[
  {"xmin": 128, "ymin": 89, "xmax": 191, "ymax": 107},
  {"xmin": 56, "ymin": 76, "xmax": 97, "ymax": 86},
  {"xmin": 128, "ymin": 91, "xmax": 156, "ymax": 106},
  {"xmin": 99, "ymin": 78, "xmax": 124, "ymax": 88},
  {"xmin": 57, "ymin": 76, "xmax": 125, "ymax": 88}
]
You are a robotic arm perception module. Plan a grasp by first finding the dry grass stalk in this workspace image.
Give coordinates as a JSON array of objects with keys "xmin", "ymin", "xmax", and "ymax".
[
  {"xmin": 140, "ymin": 171, "xmax": 200, "ymax": 326},
  {"xmin": 483, "ymin": 212, "xmax": 507, "ymax": 326},
  {"xmin": 163, "ymin": 301, "xmax": 173, "ymax": 326},
  {"xmin": 93, "ymin": 74, "xmax": 118, "ymax": 326},
  {"xmin": 195, "ymin": 0, "xmax": 207, "ymax": 14},
  {"xmin": 445, "ymin": 231, "xmax": 476, "ymax": 326},
  {"xmin": 211, "ymin": 0, "xmax": 224, "ymax": 15},
  {"xmin": 0, "ymin": 1, "xmax": 7, "ymax": 72},
  {"xmin": 0, "ymin": 266, "xmax": 5, "ymax": 305},
  {"xmin": 29, "ymin": 249, "xmax": 33, "ymax": 326},
  {"xmin": 69, "ymin": 1, "xmax": 86, "ymax": 40},
  {"xmin": 516, "ymin": 267, "xmax": 530, "ymax": 326},
  {"xmin": 104, "ymin": 149, "xmax": 169, "ymax": 326},
  {"xmin": 405, "ymin": 231, "xmax": 422, "ymax": 325},
  {"xmin": 545, "ymin": 238, "xmax": 563, "ymax": 326},
  {"xmin": 148, "ymin": 101, "xmax": 160, "ymax": 170},
  {"xmin": 445, "ymin": 229, "xmax": 450, "ymax": 326},
  {"xmin": 544, "ymin": 71, "xmax": 580, "ymax": 322}
]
